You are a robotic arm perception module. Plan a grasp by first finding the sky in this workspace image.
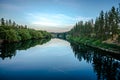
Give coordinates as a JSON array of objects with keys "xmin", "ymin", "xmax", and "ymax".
[{"xmin": 0, "ymin": 0, "xmax": 119, "ymax": 32}]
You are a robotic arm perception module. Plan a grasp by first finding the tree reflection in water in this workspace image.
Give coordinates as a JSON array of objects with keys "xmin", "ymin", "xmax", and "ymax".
[
  {"xmin": 0, "ymin": 39, "xmax": 120, "ymax": 80},
  {"xmin": 0, "ymin": 39, "xmax": 50, "ymax": 60},
  {"xmin": 70, "ymin": 42, "xmax": 120, "ymax": 80}
]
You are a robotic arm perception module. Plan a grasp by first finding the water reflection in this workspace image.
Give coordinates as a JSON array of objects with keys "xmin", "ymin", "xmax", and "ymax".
[
  {"xmin": 70, "ymin": 42, "xmax": 120, "ymax": 80},
  {"xmin": 0, "ymin": 39, "xmax": 50, "ymax": 60},
  {"xmin": 0, "ymin": 38, "xmax": 120, "ymax": 80}
]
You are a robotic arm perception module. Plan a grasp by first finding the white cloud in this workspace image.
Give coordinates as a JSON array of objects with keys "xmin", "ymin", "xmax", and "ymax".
[
  {"xmin": 75, "ymin": 16, "xmax": 92, "ymax": 22},
  {"xmin": 26, "ymin": 13, "xmax": 76, "ymax": 27},
  {"xmin": 26, "ymin": 13, "xmax": 92, "ymax": 32},
  {"xmin": 32, "ymin": 21, "xmax": 59, "ymax": 26}
]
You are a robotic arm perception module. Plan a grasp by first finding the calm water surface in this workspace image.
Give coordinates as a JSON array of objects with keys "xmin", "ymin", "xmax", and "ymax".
[{"xmin": 0, "ymin": 38, "xmax": 120, "ymax": 80}]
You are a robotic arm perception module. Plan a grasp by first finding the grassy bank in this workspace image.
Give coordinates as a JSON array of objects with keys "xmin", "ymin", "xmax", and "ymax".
[{"xmin": 68, "ymin": 36, "xmax": 120, "ymax": 54}]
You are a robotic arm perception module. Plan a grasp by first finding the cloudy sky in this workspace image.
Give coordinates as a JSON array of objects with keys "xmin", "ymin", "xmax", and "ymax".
[{"xmin": 0, "ymin": 0, "xmax": 119, "ymax": 32}]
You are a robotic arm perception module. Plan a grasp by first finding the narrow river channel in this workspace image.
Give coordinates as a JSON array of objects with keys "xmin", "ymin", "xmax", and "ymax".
[{"xmin": 0, "ymin": 38, "xmax": 120, "ymax": 80}]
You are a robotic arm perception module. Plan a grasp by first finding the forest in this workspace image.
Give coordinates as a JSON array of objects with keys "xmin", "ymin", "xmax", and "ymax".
[
  {"xmin": 0, "ymin": 18, "xmax": 51, "ymax": 43},
  {"xmin": 69, "ymin": 4, "xmax": 120, "ymax": 53}
]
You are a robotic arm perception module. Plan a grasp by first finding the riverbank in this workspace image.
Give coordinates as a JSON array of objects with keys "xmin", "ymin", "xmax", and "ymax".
[{"xmin": 68, "ymin": 36, "xmax": 120, "ymax": 54}]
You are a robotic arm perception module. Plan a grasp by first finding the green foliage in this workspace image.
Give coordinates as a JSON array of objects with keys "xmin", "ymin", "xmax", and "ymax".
[
  {"xmin": 1, "ymin": 18, "xmax": 5, "ymax": 26},
  {"xmin": 18, "ymin": 29, "xmax": 31, "ymax": 41},
  {"xmin": 92, "ymin": 40, "xmax": 101, "ymax": 46},
  {"xmin": 0, "ymin": 27, "xmax": 6, "ymax": 39},
  {"xmin": 69, "ymin": 20, "xmax": 93, "ymax": 37},
  {"xmin": 68, "ymin": 4, "xmax": 120, "ymax": 52},
  {"xmin": 5, "ymin": 29, "xmax": 20, "ymax": 42},
  {"xmin": 35, "ymin": 31, "xmax": 43, "ymax": 39},
  {"xmin": 0, "ymin": 18, "xmax": 51, "ymax": 43},
  {"xmin": 94, "ymin": 6, "xmax": 120, "ymax": 40},
  {"xmin": 29, "ymin": 29, "xmax": 37, "ymax": 39},
  {"xmin": 69, "ymin": 4, "xmax": 120, "ymax": 41},
  {"xmin": 69, "ymin": 36, "xmax": 120, "ymax": 52}
]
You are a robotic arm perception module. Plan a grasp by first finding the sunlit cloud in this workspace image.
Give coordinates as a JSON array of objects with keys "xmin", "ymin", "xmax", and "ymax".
[
  {"xmin": 25, "ymin": 12, "xmax": 92, "ymax": 32},
  {"xmin": 32, "ymin": 21, "xmax": 59, "ymax": 26},
  {"xmin": 27, "ymin": 13, "xmax": 73, "ymax": 27},
  {"xmin": 75, "ymin": 16, "xmax": 92, "ymax": 22},
  {"xmin": 0, "ymin": 0, "xmax": 119, "ymax": 32},
  {"xmin": 26, "ymin": 13, "xmax": 91, "ymax": 28}
]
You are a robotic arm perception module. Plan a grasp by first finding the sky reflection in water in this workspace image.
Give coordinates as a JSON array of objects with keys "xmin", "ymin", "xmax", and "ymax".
[{"xmin": 0, "ymin": 38, "xmax": 120, "ymax": 80}]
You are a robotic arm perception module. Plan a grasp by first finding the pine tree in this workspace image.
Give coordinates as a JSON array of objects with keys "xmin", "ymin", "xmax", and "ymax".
[
  {"xmin": 12, "ymin": 21, "xmax": 16, "ymax": 27},
  {"xmin": 6, "ymin": 20, "xmax": 9, "ymax": 26},
  {"xmin": 111, "ymin": 6, "xmax": 117, "ymax": 39},
  {"xmin": 25, "ymin": 25, "xmax": 27, "ymax": 29},
  {"xmin": 118, "ymin": 3, "xmax": 120, "ymax": 27},
  {"xmin": 94, "ymin": 17, "xmax": 100, "ymax": 38},
  {"xmin": 104, "ymin": 12, "xmax": 109, "ymax": 39},
  {"xmin": 99, "ymin": 10, "xmax": 105, "ymax": 39},
  {"xmin": 1, "ymin": 18, "xmax": 5, "ymax": 26},
  {"xmin": 9, "ymin": 19, "xmax": 12, "ymax": 26}
]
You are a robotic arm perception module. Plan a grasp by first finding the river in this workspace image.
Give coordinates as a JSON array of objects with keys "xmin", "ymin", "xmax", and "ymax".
[{"xmin": 0, "ymin": 38, "xmax": 120, "ymax": 80}]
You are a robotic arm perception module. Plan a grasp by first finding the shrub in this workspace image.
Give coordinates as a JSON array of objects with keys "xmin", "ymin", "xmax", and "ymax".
[
  {"xmin": 5, "ymin": 29, "xmax": 19, "ymax": 42},
  {"xmin": 92, "ymin": 40, "xmax": 101, "ymax": 46},
  {"xmin": 18, "ymin": 29, "xmax": 31, "ymax": 41}
]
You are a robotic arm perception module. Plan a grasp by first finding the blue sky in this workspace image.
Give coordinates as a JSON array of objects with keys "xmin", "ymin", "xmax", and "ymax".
[{"xmin": 0, "ymin": 0, "xmax": 119, "ymax": 32}]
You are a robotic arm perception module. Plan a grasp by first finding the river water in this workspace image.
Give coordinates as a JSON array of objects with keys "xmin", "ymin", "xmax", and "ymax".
[{"xmin": 0, "ymin": 38, "xmax": 120, "ymax": 80}]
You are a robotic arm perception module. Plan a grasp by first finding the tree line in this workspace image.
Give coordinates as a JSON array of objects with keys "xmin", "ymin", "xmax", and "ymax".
[
  {"xmin": 0, "ymin": 18, "xmax": 51, "ymax": 43},
  {"xmin": 0, "ymin": 39, "xmax": 50, "ymax": 60},
  {"xmin": 71, "ymin": 42, "xmax": 120, "ymax": 80},
  {"xmin": 69, "ymin": 4, "xmax": 120, "ymax": 42}
]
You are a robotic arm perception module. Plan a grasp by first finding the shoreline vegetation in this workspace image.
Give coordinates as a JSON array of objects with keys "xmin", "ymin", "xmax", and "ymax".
[
  {"xmin": 0, "ymin": 39, "xmax": 50, "ymax": 60},
  {"xmin": 68, "ymin": 37, "xmax": 120, "ymax": 54},
  {"xmin": 0, "ymin": 18, "xmax": 51, "ymax": 44},
  {"xmin": 68, "ymin": 4, "xmax": 120, "ymax": 54},
  {"xmin": 0, "ymin": 4, "xmax": 120, "ymax": 55}
]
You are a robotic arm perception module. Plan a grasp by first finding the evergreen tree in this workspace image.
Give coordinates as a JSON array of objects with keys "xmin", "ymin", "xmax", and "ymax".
[
  {"xmin": 9, "ymin": 19, "xmax": 12, "ymax": 26},
  {"xmin": 104, "ymin": 12, "xmax": 109, "ymax": 39},
  {"xmin": 110, "ymin": 6, "xmax": 118, "ymax": 39},
  {"xmin": 12, "ymin": 21, "xmax": 16, "ymax": 27},
  {"xmin": 1, "ymin": 18, "xmax": 5, "ymax": 26},
  {"xmin": 69, "ymin": 3, "xmax": 120, "ymax": 43},
  {"xmin": 99, "ymin": 10, "xmax": 105, "ymax": 39},
  {"xmin": 25, "ymin": 25, "xmax": 27, "ymax": 29},
  {"xmin": 94, "ymin": 17, "xmax": 99, "ymax": 38},
  {"xmin": 6, "ymin": 20, "xmax": 9, "ymax": 26}
]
